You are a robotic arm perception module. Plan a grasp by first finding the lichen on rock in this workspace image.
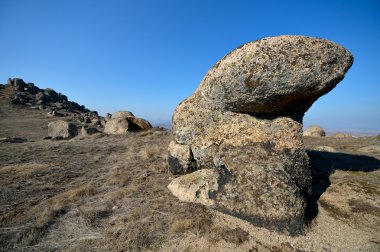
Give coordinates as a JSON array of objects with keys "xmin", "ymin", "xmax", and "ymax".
[{"xmin": 167, "ymin": 35, "xmax": 353, "ymax": 234}]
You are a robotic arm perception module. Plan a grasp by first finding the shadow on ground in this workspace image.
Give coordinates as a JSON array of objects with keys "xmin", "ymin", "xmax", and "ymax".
[{"xmin": 306, "ymin": 150, "xmax": 380, "ymax": 220}]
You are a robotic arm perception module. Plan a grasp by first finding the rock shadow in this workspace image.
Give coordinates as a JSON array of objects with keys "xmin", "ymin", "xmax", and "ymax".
[{"xmin": 305, "ymin": 150, "xmax": 380, "ymax": 221}]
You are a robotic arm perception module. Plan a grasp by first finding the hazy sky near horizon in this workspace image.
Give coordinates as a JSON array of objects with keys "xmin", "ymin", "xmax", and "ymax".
[{"xmin": 0, "ymin": 0, "xmax": 379, "ymax": 131}]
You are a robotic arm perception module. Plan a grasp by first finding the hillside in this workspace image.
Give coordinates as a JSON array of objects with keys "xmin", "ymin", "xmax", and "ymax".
[{"xmin": 0, "ymin": 81, "xmax": 380, "ymax": 251}]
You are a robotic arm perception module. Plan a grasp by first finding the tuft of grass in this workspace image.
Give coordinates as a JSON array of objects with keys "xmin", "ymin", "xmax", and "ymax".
[
  {"xmin": 106, "ymin": 166, "xmax": 130, "ymax": 186},
  {"xmin": 79, "ymin": 206, "xmax": 112, "ymax": 227},
  {"xmin": 348, "ymin": 199, "xmax": 380, "ymax": 217},
  {"xmin": 170, "ymin": 205, "xmax": 214, "ymax": 235},
  {"xmin": 17, "ymin": 204, "xmax": 69, "ymax": 246},
  {"xmin": 319, "ymin": 199, "xmax": 350, "ymax": 220},
  {"xmin": 208, "ymin": 226, "xmax": 249, "ymax": 244}
]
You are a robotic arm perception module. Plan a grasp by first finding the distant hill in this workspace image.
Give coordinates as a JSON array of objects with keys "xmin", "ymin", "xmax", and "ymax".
[{"xmin": 0, "ymin": 78, "xmax": 100, "ymax": 140}]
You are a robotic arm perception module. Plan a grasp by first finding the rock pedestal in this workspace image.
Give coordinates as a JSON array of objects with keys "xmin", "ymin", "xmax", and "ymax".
[{"xmin": 167, "ymin": 35, "xmax": 353, "ymax": 234}]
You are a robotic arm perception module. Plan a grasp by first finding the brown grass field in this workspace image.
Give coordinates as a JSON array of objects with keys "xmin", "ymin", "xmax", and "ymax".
[{"xmin": 1, "ymin": 91, "xmax": 380, "ymax": 251}]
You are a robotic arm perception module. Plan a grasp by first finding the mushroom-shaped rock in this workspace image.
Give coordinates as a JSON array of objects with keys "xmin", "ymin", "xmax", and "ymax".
[
  {"xmin": 168, "ymin": 35, "xmax": 353, "ymax": 234},
  {"xmin": 303, "ymin": 125, "xmax": 326, "ymax": 137},
  {"xmin": 197, "ymin": 35, "xmax": 353, "ymax": 115},
  {"xmin": 48, "ymin": 120, "xmax": 78, "ymax": 139}
]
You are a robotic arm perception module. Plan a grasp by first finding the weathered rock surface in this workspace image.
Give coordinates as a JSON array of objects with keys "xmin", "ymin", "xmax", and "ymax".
[
  {"xmin": 312, "ymin": 146, "xmax": 338, "ymax": 152},
  {"xmin": 81, "ymin": 126, "xmax": 101, "ymax": 136},
  {"xmin": 48, "ymin": 120, "xmax": 78, "ymax": 139},
  {"xmin": 111, "ymin": 111, "xmax": 135, "ymax": 119},
  {"xmin": 104, "ymin": 111, "xmax": 152, "ymax": 134},
  {"xmin": 303, "ymin": 125, "xmax": 326, "ymax": 137},
  {"xmin": 5, "ymin": 78, "xmax": 90, "ymax": 113},
  {"xmin": 168, "ymin": 140, "xmax": 196, "ymax": 174},
  {"xmin": 104, "ymin": 118, "xmax": 130, "ymax": 134},
  {"xmin": 168, "ymin": 169, "xmax": 219, "ymax": 206},
  {"xmin": 168, "ymin": 35, "xmax": 353, "ymax": 234}
]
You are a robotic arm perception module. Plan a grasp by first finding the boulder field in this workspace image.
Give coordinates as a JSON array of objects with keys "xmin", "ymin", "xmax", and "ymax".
[{"xmin": 167, "ymin": 35, "xmax": 353, "ymax": 234}]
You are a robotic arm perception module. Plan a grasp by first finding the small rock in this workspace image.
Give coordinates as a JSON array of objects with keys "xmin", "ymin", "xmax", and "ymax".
[
  {"xmin": 168, "ymin": 140, "xmax": 196, "ymax": 175},
  {"xmin": 48, "ymin": 120, "xmax": 78, "ymax": 139},
  {"xmin": 0, "ymin": 137, "xmax": 27, "ymax": 143},
  {"xmin": 104, "ymin": 118, "xmax": 129, "ymax": 134},
  {"xmin": 303, "ymin": 125, "xmax": 326, "ymax": 137},
  {"xmin": 128, "ymin": 117, "xmax": 152, "ymax": 131},
  {"xmin": 313, "ymin": 146, "xmax": 338, "ymax": 152},
  {"xmin": 81, "ymin": 126, "xmax": 101, "ymax": 136},
  {"xmin": 111, "ymin": 111, "xmax": 134, "ymax": 119},
  {"xmin": 104, "ymin": 111, "xmax": 152, "ymax": 134},
  {"xmin": 168, "ymin": 169, "xmax": 220, "ymax": 206},
  {"xmin": 91, "ymin": 118, "xmax": 101, "ymax": 126}
]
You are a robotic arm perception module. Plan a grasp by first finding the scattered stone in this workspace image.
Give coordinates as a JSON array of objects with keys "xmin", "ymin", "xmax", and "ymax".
[
  {"xmin": 48, "ymin": 120, "xmax": 78, "ymax": 139},
  {"xmin": 4, "ymin": 78, "xmax": 90, "ymax": 113},
  {"xmin": 104, "ymin": 111, "xmax": 152, "ymax": 134},
  {"xmin": 303, "ymin": 125, "xmax": 326, "ymax": 137},
  {"xmin": 313, "ymin": 146, "xmax": 338, "ymax": 152},
  {"xmin": 0, "ymin": 137, "xmax": 27, "ymax": 143},
  {"xmin": 111, "ymin": 111, "xmax": 134, "ymax": 119},
  {"xmin": 38, "ymin": 105, "xmax": 46, "ymax": 110},
  {"xmin": 104, "ymin": 118, "xmax": 130, "ymax": 134},
  {"xmin": 36, "ymin": 99, "xmax": 45, "ymax": 105},
  {"xmin": 53, "ymin": 102, "xmax": 64, "ymax": 109},
  {"xmin": 168, "ymin": 141, "xmax": 197, "ymax": 174},
  {"xmin": 81, "ymin": 126, "xmax": 101, "ymax": 136},
  {"xmin": 331, "ymin": 133, "xmax": 352, "ymax": 138},
  {"xmin": 168, "ymin": 35, "xmax": 353, "ymax": 234},
  {"xmin": 91, "ymin": 118, "xmax": 101, "ymax": 125},
  {"xmin": 168, "ymin": 169, "xmax": 220, "ymax": 206},
  {"xmin": 47, "ymin": 110, "xmax": 62, "ymax": 117},
  {"xmin": 128, "ymin": 117, "xmax": 152, "ymax": 131}
]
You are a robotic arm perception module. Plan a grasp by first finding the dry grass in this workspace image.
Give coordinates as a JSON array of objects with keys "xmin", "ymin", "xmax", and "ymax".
[
  {"xmin": 0, "ymin": 130, "xmax": 224, "ymax": 251},
  {"xmin": 1, "ymin": 112, "xmax": 380, "ymax": 251}
]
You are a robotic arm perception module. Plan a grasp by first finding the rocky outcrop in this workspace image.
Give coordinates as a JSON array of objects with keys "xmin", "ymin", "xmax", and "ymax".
[
  {"xmin": 48, "ymin": 120, "xmax": 78, "ymax": 139},
  {"xmin": 5, "ymin": 78, "xmax": 90, "ymax": 113},
  {"xmin": 303, "ymin": 125, "xmax": 326, "ymax": 137},
  {"xmin": 168, "ymin": 35, "xmax": 353, "ymax": 234},
  {"xmin": 104, "ymin": 111, "xmax": 152, "ymax": 134}
]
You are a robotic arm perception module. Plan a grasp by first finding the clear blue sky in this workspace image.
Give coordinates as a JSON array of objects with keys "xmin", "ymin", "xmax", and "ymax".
[{"xmin": 0, "ymin": 0, "xmax": 379, "ymax": 132}]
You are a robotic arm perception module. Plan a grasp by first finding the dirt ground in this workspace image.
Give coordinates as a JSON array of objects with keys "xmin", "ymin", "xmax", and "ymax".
[{"xmin": 1, "ymin": 98, "xmax": 379, "ymax": 251}]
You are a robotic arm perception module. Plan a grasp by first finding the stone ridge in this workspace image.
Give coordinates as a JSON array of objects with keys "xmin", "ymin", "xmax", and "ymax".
[{"xmin": 2, "ymin": 77, "xmax": 91, "ymax": 113}]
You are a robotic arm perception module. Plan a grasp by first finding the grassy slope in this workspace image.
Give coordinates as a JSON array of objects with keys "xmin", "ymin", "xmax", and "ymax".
[{"xmin": 0, "ymin": 88, "xmax": 379, "ymax": 251}]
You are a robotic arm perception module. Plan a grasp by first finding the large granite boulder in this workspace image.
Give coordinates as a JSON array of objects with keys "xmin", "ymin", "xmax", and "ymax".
[
  {"xmin": 104, "ymin": 111, "xmax": 152, "ymax": 134},
  {"xmin": 167, "ymin": 35, "xmax": 353, "ymax": 234},
  {"xmin": 303, "ymin": 125, "xmax": 326, "ymax": 137},
  {"xmin": 48, "ymin": 120, "xmax": 78, "ymax": 139}
]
